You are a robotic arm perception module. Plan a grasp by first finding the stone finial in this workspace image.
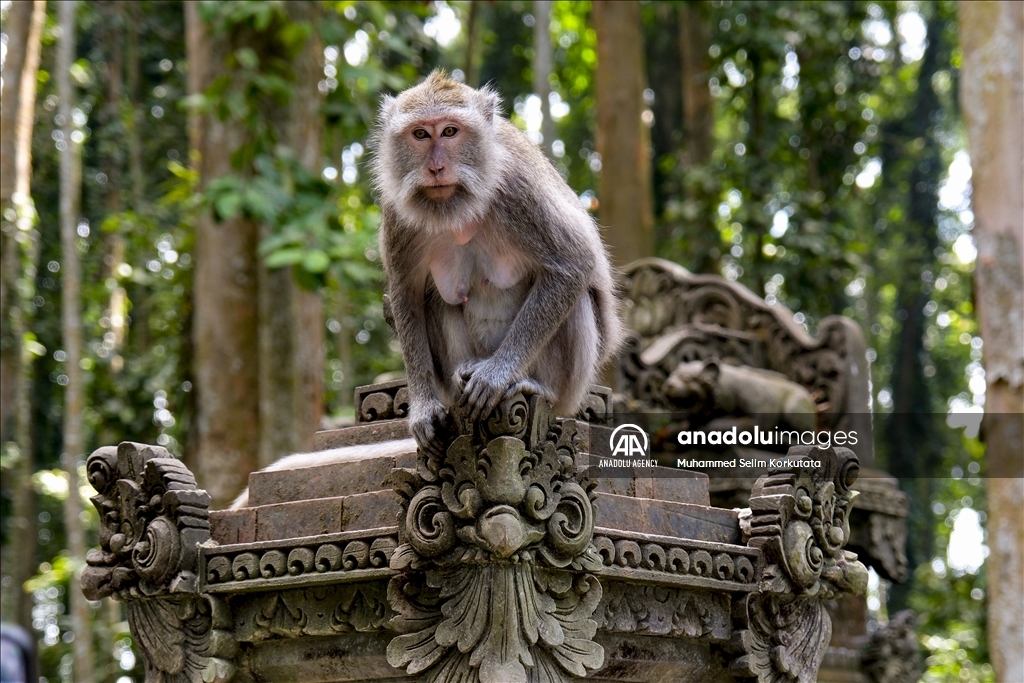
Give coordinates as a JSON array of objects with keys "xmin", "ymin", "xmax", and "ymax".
[{"xmin": 386, "ymin": 392, "xmax": 605, "ymax": 683}]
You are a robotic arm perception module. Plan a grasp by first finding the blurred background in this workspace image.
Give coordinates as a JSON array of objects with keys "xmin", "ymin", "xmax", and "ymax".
[{"xmin": 1, "ymin": 1, "xmax": 1019, "ymax": 681}]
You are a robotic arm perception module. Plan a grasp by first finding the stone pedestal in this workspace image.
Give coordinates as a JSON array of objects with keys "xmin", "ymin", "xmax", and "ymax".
[{"xmin": 82, "ymin": 382, "xmax": 870, "ymax": 683}]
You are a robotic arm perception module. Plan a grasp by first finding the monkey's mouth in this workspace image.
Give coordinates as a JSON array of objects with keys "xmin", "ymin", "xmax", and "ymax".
[{"xmin": 422, "ymin": 184, "xmax": 457, "ymax": 201}]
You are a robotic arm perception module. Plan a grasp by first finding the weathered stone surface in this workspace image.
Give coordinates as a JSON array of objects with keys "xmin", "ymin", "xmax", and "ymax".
[
  {"xmin": 590, "ymin": 633, "xmax": 735, "ymax": 682},
  {"xmin": 248, "ymin": 451, "xmax": 414, "ymax": 507},
  {"xmin": 313, "ymin": 419, "xmax": 411, "ymax": 450},
  {"xmin": 341, "ymin": 490, "xmax": 400, "ymax": 531},
  {"xmin": 210, "ymin": 508, "xmax": 256, "ymax": 545},
  {"xmin": 256, "ymin": 497, "xmax": 344, "ymax": 541},
  {"xmin": 593, "ymin": 492, "xmax": 739, "ymax": 543},
  {"xmin": 84, "ymin": 383, "xmax": 871, "ymax": 683}
]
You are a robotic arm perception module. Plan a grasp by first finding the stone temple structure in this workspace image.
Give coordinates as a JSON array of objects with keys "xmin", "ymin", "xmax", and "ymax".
[{"xmin": 81, "ymin": 258, "xmax": 916, "ymax": 683}]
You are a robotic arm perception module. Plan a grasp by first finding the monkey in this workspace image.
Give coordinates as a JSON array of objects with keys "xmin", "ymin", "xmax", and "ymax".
[
  {"xmin": 227, "ymin": 71, "xmax": 623, "ymax": 510},
  {"xmin": 370, "ymin": 70, "xmax": 624, "ymax": 458}
]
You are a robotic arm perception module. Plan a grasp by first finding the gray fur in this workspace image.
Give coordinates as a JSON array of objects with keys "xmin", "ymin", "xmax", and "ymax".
[{"xmin": 370, "ymin": 71, "xmax": 625, "ymax": 456}]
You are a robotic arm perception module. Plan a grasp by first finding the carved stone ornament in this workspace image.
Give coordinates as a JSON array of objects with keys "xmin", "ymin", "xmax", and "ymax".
[
  {"xmin": 861, "ymin": 610, "xmax": 923, "ymax": 683},
  {"xmin": 729, "ymin": 445, "xmax": 869, "ymax": 683},
  {"xmin": 81, "ymin": 442, "xmax": 234, "ymax": 683},
  {"xmin": 386, "ymin": 392, "xmax": 605, "ymax": 683},
  {"xmin": 616, "ymin": 258, "xmax": 872, "ymax": 442}
]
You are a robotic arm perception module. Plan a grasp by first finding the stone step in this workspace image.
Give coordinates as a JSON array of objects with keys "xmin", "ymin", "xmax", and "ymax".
[
  {"xmin": 593, "ymin": 492, "xmax": 740, "ymax": 544},
  {"xmin": 586, "ymin": 466, "xmax": 710, "ymax": 506},
  {"xmin": 210, "ymin": 489, "xmax": 401, "ymax": 544},
  {"xmin": 246, "ymin": 445, "xmax": 416, "ymax": 507},
  {"xmin": 313, "ymin": 420, "xmax": 410, "ymax": 450}
]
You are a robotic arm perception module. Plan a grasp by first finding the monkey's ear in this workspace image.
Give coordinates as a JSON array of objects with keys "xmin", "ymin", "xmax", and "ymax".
[
  {"xmin": 699, "ymin": 358, "xmax": 721, "ymax": 383},
  {"xmin": 378, "ymin": 95, "xmax": 398, "ymax": 126},
  {"xmin": 477, "ymin": 84, "xmax": 501, "ymax": 123}
]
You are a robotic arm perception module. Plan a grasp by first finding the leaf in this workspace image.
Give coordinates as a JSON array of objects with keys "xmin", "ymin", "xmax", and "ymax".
[
  {"xmin": 214, "ymin": 191, "xmax": 243, "ymax": 222},
  {"xmin": 302, "ymin": 249, "xmax": 331, "ymax": 274},
  {"xmin": 264, "ymin": 248, "xmax": 305, "ymax": 269}
]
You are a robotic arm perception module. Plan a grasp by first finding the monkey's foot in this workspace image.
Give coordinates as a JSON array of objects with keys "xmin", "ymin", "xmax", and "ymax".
[
  {"xmin": 457, "ymin": 361, "xmax": 554, "ymax": 422},
  {"xmin": 503, "ymin": 378, "xmax": 555, "ymax": 403},
  {"xmin": 409, "ymin": 398, "xmax": 449, "ymax": 461}
]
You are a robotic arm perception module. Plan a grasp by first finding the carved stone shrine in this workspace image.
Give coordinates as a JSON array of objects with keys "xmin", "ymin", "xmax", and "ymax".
[{"xmin": 80, "ymin": 257, "xmax": 915, "ymax": 682}]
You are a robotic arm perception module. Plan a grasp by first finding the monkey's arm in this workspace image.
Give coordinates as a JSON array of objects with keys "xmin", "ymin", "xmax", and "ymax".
[
  {"xmin": 460, "ymin": 191, "xmax": 595, "ymax": 419},
  {"xmin": 379, "ymin": 218, "xmax": 448, "ymax": 457}
]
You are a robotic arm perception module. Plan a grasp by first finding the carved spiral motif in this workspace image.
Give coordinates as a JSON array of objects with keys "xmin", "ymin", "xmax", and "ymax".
[
  {"xmin": 360, "ymin": 391, "xmax": 394, "ymax": 421},
  {"xmin": 406, "ymin": 486, "xmax": 456, "ymax": 557},
  {"xmin": 784, "ymin": 520, "xmax": 823, "ymax": 589},
  {"xmin": 132, "ymin": 516, "xmax": 180, "ymax": 584},
  {"xmin": 86, "ymin": 447, "xmax": 119, "ymax": 497},
  {"xmin": 484, "ymin": 394, "xmax": 529, "ymax": 439},
  {"xmin": 260, "ymin": 550, "xmax": 287, "ymax": 578},
  {"xmin": 545, "ymin": 482, "xmax": 594, "ymax": 557}
]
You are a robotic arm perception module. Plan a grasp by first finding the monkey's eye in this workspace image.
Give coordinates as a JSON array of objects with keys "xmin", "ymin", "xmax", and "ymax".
[
  {"xmin": 413, "ymin": 129, "xmax": 430, "ymax": 140},
  {"xmin": 441, "ymin": 126, "xmax": 458, "ymax": 138}
]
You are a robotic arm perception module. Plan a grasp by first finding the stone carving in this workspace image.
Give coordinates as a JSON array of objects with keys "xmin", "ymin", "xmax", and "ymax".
[
  {"xmin": 232, "ymin": 582, "xmax": 391, "ymax": 641},
  {"xmin": 591, "ymin": 531, "xmax": 758, "ymax": 587},
  {"xmin": 594, "ymin": 583, "xmax": 731, "ymax": 640},
  {"xmin": 664, "ymin": 357, "xmax": 817, "ymax": 433},
  {"xmin": 355, "ymin": 378, "xmax": 410, "ymax": 423},
  {"xmin": 385, "ymin": 392, "xmax": 605, "ymax": 683},
  {"xmin": 617, "ymin": 258, "xmax": 869, "ymax": 438},
  {"xmin": 862, "ymin": 610, "xmax": 923, "ymax": 683},
  {"xmin": 81, "ymin": 442, "xmax": 234, "ymax": 683},
  {"xmin": 729, "ymin": 445, "xmax": 869, "ymax": 683},
  {"xmin": 202, "ymin": 530, "xmax": 398, "ymax": 590}
]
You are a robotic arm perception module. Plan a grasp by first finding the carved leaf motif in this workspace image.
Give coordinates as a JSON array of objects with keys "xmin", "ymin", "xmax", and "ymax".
[{"xmin": 128, "ymin": 598, "xmax": 211, "ymax": 683}]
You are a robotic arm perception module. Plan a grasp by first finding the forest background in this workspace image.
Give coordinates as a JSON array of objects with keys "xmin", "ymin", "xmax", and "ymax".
[{"xmin": 0, "ymin": 1, "xmax": 1020, "ymax": 682}]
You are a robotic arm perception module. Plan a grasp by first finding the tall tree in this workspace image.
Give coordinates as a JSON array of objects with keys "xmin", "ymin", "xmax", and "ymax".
[
  {"xmin": 56, "ymin": 1, "xmax": 95, "ymax": 677},
  {"xmin": 592, "ymin": 0, "xmax": 653, "ymax": 268},
  {"xmin": 0, "ymin": 0, "xmax": 45, "ymax": 633},
  {"xmin": 677, "ymin": 1, "xmax": 717, "ymax": 273},
  {"xmin": 532, "ymin": 0, "xmax": 555, "ymax": 159},
  {"xmin": 256, "ymin": 2, "xmax": 325, "ymax": 469},
  {"xmin": 881, "ymin": 13, "xmax": 952, "ymax": 612},
  {"xmin": 959, "ymin": 3, "xmax": 1024, "ymax": 681},
  {"xmin": 185, "ymin": 3, "xmax": 261, "ymax": 506},
  {"xmin": 186, "ymin": 2, "xmax": 325, "ymax": 505}
]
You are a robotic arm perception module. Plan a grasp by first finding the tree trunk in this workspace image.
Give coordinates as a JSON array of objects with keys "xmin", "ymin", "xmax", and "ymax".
[
  {"xmin": 592, "ymin": 0, "xmax": 653, "ymax": 268},
  {"xmin": 0, "ymin": 0, "xmax": 45, "ymax": 633},
  {"xmin": 1, "ymin": 0, "xmax": 45, "ymax": 449},
  {"xmin": 186, "ymin": 3, "xmax": 261, "ymax": 507},
  {"xmin": 959, "ymin": 4, "xmax": 1024, "ymax": 682},
  {"xmin": 678, "ymin": 1, "xmax": 717, "ymax": 274},
  {"xmin": 257, "ymin": 1, "xmax": 325, "ymax": 467},
  {"xmin": 532, "ymin": 0, "xmax": 554, "ymax": 159},
  {"xmin": 57, "ymin": 2, "xmax": 95, "ymax": 678},
  {"xmin": 464, "ymin": 1, "xmax": 481, "ymax": 88},
  {"xmin": 882, "ymin": 17, "xmax": 948, "ymax": 612},
  {"xmin": 187, "ymin": 2, "xmax": 326, "ymax": 500}
]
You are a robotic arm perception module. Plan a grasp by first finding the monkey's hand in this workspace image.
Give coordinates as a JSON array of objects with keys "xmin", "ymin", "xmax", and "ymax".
[
  {"xmin": 409, "ymin": 396, "xmax": 448, "ymax": 461},
  {"xmin": 457, "ymin": 360, "xmax": 553, "ymax": 422}
]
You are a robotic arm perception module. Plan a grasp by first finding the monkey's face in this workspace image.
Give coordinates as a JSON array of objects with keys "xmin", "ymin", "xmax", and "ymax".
[
  {"xmin": 371, "ymin": 71, "xmax": 503, "ymax": 234},
  {"xmin": 406, "ymin": 120, "xmax": 467, "ymax": 203}
]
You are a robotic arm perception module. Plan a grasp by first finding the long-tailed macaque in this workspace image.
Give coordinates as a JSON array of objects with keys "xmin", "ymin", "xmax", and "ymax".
[
  {"xmin": 372, "ymin": 70, "xmax": 623, "ymax": 456},
  {"xmin": 230, "ymin": 71, "xmax": 623, "ymax": 508}
]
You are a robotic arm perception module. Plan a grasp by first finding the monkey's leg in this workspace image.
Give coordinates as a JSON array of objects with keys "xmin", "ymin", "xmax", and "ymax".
[{"xmin": 534, "ymin": 294, "xmax": 600, "ymax": 416}]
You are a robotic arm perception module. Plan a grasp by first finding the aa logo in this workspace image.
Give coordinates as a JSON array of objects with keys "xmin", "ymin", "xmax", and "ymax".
[{"xmin": 609, "ymin": 424, "xmax": 649, "ymax": 457}]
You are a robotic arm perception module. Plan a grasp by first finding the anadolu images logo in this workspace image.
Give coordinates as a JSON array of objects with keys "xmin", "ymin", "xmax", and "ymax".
[{"xmin": 609, "ymin": 424, "xmax": 649, "ymax": 457}]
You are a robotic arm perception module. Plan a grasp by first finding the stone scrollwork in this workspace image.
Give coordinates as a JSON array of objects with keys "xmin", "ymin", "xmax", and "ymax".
[
  {"xmin": 729, "ymin": 446, "xmax": 869, "ymax": 683},
  {"xmin": 82, "ymin": 442, "xmax": 234, "ymax": 683},
  {"xmin": 386, "ymin": 393, "xmax": 605, "ymax": 683}
]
